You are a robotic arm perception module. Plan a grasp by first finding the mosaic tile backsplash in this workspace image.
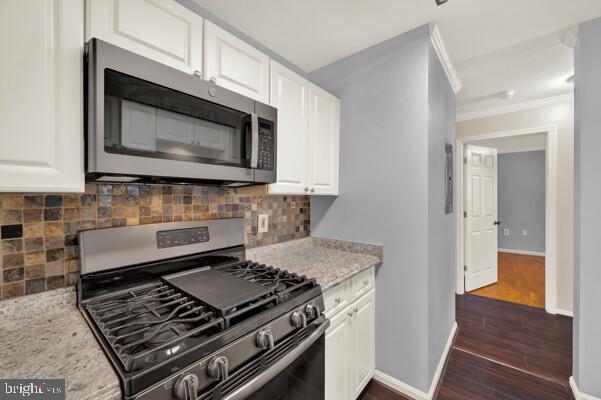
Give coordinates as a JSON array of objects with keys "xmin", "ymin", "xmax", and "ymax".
[{"xmin": 0, "ymin": 184, "xmax": 310, "ymax": 299}]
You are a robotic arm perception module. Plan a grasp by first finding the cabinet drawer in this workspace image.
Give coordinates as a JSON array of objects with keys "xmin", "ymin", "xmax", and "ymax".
[
  {"xmin": 324, "ymin": 280, "xmax": 350, "ymax": 317},
  {"xmin": 350, "ymin": 268, "xmax": 375, "ymax": 302}
]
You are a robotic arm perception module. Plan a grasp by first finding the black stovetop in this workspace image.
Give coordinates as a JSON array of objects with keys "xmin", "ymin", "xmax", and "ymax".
[{"xmin": 78, "ymin": 247, "xmax": 321, "ymax": 396}]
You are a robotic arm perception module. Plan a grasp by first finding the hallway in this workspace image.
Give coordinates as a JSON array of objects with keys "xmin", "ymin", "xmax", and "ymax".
[
  {"xmin": 469, "ymin": 252, "xmax": 546, "ymax": 308},
  {"xmin": 359, "ymin": 294, "xmax": 573, "ymax": 399}
]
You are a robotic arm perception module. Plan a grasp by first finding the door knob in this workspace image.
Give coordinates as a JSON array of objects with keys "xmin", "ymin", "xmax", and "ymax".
[{"xmin": 494, "ymin": 220, "xmax": 502, "ymax": 226}]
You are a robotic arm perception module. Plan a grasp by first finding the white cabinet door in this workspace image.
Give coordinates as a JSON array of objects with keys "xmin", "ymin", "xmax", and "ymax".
[
  {"xmin": 268, "ymin": 61, "xmax": 309, "ymax": 194},
  {"xmin": 86, "ymin": 0, "xmax": 203, "ymax": 74},
  {"xmin": 0, "ymin": 0, "xmax": 84, "ymax": 192},
  {"xmin": 325, "ymin": 309, "xmax": 351, "ymax": 400},
  {"xmin": 204, "ymin": 21, "xmax": 270, "ymax": 103},
  {"xmin": 308, "ymin": 85, "xmax": 340, "ymax": 195},
  {"xmin": 350, "ymin": 291, "xmax": 376, "ymax": 398}
]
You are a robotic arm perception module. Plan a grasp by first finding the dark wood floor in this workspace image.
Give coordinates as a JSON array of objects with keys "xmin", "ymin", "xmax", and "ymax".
[{"xmin": 358, "ymin": 294, "xmax": 573, "ymax": 400}]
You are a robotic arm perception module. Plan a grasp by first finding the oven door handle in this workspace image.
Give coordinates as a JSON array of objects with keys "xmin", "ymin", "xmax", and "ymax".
[
  {"xmin": 250, "ymin": 113, "xmax": 259, "ymax": 169},
  {"xmin": 223, "ymin": 318, "xmax": 330, "ymax": 400}
]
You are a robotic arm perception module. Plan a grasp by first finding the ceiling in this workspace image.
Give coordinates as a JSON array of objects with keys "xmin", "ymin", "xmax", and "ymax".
[
  {"xmin": 455, "ymin": 29, "xmax": 575, "ymax": 116},
  {"xmin": 192, "ymin": 0, "xmax": 601, "ymax": 113}
]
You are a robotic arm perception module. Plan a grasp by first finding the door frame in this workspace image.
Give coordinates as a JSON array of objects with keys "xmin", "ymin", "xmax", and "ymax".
[{"xmin": 454, "ymin": 125, "xmax": 559, "ymax": 314}]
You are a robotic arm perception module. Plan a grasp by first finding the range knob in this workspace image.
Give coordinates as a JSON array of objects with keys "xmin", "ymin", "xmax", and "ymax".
[
  {"xmin": 256, "ymin": 329, "xmax": 275, "ymax": 350},
  {"xmin": 173, "ymin": 373, "xmax": 199, "ymax": 400},
  {"xmin": 290, "ymin": 311, "xmax": 307, "ymax": 328},
  {"xmin": 207, "ymin": 356, "xmax": 229, "ymax": 381},
  {"xmin": 305, "ymin": 304, "xmax": 320, "ymax": 319}
]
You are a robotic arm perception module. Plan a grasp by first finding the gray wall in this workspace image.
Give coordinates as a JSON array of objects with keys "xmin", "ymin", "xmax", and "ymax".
[
  {"xmin": 310, "ymin": 25, "xmax": 455, "ymax": 392},
  {"xmin": 426, "ymin": 44, "xmax": 456, "ymax": 384},
  {"xmin": 574, "ymin": 16, "xmax": 601, "ymax": 398},
  {"xmin": 497, "ymin": 151, "xmax": 546, "ymax": 253}
]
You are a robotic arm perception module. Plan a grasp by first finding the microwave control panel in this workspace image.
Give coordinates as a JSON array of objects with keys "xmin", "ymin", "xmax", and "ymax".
[{"xmin": 258, "ymin": 124, "xmax": 274, "ymax": 170}]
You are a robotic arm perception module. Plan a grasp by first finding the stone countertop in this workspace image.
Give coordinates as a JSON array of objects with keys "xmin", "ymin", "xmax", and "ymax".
[
  {"xmin": 245, "ymin": 237, "xmax": 383, "ymax": 290},
  {"xmin": 0, "ymin": 287, "xmax": 121, "ymax": 400}
]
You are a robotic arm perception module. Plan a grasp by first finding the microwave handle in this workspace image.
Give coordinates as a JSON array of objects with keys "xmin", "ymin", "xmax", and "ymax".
[{"xmin": 250, "ymin": 113, "xmax": 259, "ymax": 169}]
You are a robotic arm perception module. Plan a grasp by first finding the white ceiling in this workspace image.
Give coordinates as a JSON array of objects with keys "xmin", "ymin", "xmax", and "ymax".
[
  {"xmin": 455, "ymin": 29, "xmax": 575, "ymax": 115},
  {"xmin": 192, "ymin": 0, "xmax": 601, "ymax": 113},
  {"xmin": 192, "ymin": 0, "xmax": 601, "ymax": 71}
]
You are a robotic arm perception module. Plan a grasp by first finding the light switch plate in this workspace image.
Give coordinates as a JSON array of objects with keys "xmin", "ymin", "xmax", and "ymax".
[
  {"xmin": 522, "ymin": 230, "xmax": 528, "ymax": 237},
  {"xmin": 258, "ymin": 214, "xmax": 268, "ymax": 233},
  {"xmin": 503, "ymin": 228, "xmax": 510, "ymax": 237}
]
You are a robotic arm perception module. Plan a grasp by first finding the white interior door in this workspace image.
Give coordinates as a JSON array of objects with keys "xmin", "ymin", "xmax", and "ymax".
[{"xmin": 464, "ymin": 145, "xmax": 498, "ymax": 291}]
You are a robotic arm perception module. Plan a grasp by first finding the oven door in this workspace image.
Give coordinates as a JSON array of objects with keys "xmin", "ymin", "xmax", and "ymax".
[
  {"xmin": 215, "ymin": 319, "xmax": 328, "ymax": 400},
  {"xmin": 87, "ymin": 38, "xmax": 270, "ymax": 184}
]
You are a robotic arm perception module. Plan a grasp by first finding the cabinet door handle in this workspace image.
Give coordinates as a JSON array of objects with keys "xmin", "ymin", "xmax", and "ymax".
[
  {"xmin": 334, "ymin": 297, "xmax": 341, "ymax": 304},
  {"xmin": 363, "ymin": 280, "xmax": 369, "ymax": 286},
  {"xmin": 348, "ymin": 311, "xmax": 354, "ymax": 317},
  {"xmin": 209, "ymin": 76, "xmax": 217, "ymax": 84},
  {"xmin": 304, "ymin": 187, "xmax": 309, "ymax": 192},
  {"xmin": 353, "ymin": 307, "xmax": 359, "ymax": 314},
  {"xmin": 310, "ymin": 188, "xmax": 315, "ymax": 193},
  {"xmin": 193, "ymin": 70, "xmax": 202, "ymax": 78}
]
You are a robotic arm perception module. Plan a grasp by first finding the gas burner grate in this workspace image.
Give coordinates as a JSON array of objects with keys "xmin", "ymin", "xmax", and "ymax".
[
  {"xmin": 85, "ymin": 283, "xmax": 224, "ymax": 372},
  {"xmin": 215, "ymin": 261, "xmax": 317, "ymax": 302}
]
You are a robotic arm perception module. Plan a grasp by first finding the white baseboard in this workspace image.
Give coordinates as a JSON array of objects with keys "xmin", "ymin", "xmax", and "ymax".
[
  {"xmin": 373, "ymin": 322, "xmax": 457, "ymax": 400},
  {"xmin": 570, "ymin": 376, "xmax": 601, "ymax": 400},
  {"xmin": 498, "ymin": 248, "xmax": 546, "ymax": 257},
  {"xmin": 555, "ymin": 308, "xmax": 574, "ymax": 317}
]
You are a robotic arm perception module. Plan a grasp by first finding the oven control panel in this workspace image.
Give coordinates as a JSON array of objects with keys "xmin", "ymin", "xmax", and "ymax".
[{"xmin": 156, "ymin": 227, "xmax": 210, "ymax": 249}]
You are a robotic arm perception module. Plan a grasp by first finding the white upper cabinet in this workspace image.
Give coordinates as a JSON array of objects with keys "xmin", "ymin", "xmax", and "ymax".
[
  {"xmin": 204, "ymin": 20, "xmax": 270, "ymax": 103},
  {"xmin": 269, "ymin": 61, "xmax": 310, "ymax": 194},
  {"xmin": 0, "ymin": 0, "xmax": 85, "ymax": 192},
  {"xmin": 308, "ymin": 84, "xmax": 340, "ymax": 196},
  {"xmin": 86, "ymin": 0, "xmax": 204, "ymax": 74}
]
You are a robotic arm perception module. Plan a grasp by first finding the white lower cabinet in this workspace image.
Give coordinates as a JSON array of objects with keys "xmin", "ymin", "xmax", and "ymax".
[
  {"xmin": 350, "ymin": 291, "xmax": 376, "ymax": 398},
  {"xmin": 325, "ymin": 269, "xmax": 376, "ymax": 400},
  {"xmin": 325, "ymin": 307, "xmax": 351, "ymax": 400}
]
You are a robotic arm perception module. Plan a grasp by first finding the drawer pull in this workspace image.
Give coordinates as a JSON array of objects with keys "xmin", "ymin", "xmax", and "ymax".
[
  {"xmin": 334, "ymin": 297, "xmax": 342, "ymax": 304},
  {"xmin": 363, "ymin": 280, "xmax": 369, "ymax": 286},
  {"xmin": 353, "ymin": 307, "xmax": 359, "ymax": 314}
]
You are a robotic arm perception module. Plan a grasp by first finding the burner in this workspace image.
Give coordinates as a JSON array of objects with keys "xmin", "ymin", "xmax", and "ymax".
[
  {"xmin": 85, "ymin": 284, "xmax": 224, "ymax": 371},
  {"xmin": 143, "ymin": 322, "xmax": 188, "ymax": 347}
]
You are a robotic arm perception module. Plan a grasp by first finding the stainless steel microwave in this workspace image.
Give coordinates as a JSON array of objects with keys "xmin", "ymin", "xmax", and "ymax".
[{"xmin": 85, "ymin": 38, "xmax": 276, "ymax": 186}]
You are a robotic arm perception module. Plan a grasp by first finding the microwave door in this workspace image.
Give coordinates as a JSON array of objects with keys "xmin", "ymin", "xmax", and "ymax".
[{"xmin": 86, "ymin": 38, "xmax": 257, "ymax": 183}]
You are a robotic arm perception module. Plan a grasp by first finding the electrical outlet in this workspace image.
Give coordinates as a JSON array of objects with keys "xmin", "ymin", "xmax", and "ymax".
[
  {"xmin": 503, "ymin": 228, "xmax": 510, "ymax": 237},
  {"xmin": 258, "ymin": 214, "xmax": 268, "ymax": 233},
  {"xmin": 522, "ymin": 229, "xmax": 528, "ymax": 237}
]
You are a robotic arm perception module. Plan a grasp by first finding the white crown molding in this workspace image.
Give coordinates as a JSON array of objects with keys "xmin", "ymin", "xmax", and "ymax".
[
  {"xmin": 570, "ymin": 376, "xmax": 601, "ymax": 400},
  {"xmin": 373, "ymin": 322, "xmax": 457, "ymax": 400},
  {"xmin": 429, "ymin": 23, "xmax": 463, "ymax": 94},
  {"xmin": 457, "ymin": 93, "xmax": 574, "ymax": 122}
]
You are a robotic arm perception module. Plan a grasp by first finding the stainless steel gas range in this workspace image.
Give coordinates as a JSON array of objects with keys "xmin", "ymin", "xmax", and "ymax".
[{"xmin": 77, "ymin": 218, "xmax": 328, "ymax": 400}]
